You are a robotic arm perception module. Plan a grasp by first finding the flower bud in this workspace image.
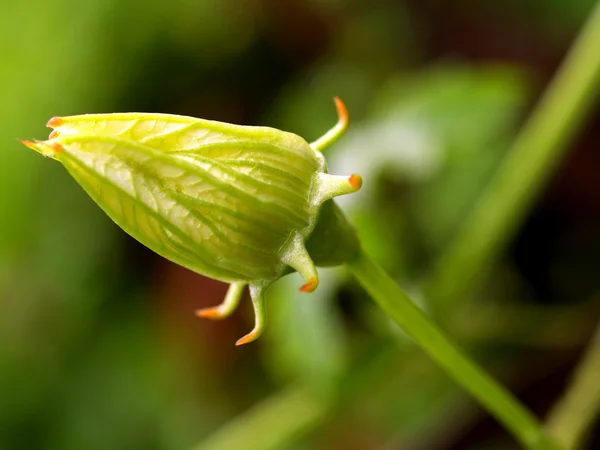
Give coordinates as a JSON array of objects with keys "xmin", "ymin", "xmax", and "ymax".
[{"xmin": 22, "ymin": 98, "xmax": 361, "ymax": 345}]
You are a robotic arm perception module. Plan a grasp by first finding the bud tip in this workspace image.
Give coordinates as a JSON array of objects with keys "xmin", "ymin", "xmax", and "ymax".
[
  {"xmin": 20, "ymin": 139, "xmax": 37, "ymax": 151},
  {"xmin": 46, "ymin": 117, "xmax": 63, "ymax": 128}
]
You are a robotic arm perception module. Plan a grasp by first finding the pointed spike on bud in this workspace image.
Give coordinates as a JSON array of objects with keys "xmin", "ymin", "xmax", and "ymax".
[
  {"xmin": 310, "ymin": 97, "xmax": 349, "ymax": 152},
  {"xmin": 20, "ymin": 139, "xmax": 59, "ymax": 157},
  {"xmin": 20, "ymin": 139, "xmax": 38, "ymax": 151},
  {"xmin": 49, "ymin": 130, "xmax": 60, "ymax": 139},
  {"xmin": 196, "ymin": 282, "xmax": 245, "ymax": 320},
  {"xmin": 313, "ymin": 172, "xmax": 363, "ymax": 206},
  {"xmin": 299, "ymin": 277, "xmax": 319, "ymax": 293},
  {"xmin": 46, "ymin": 117, "xmax": 63, "ymax": 128},
  {"xmin": 281, "ymin": 232, "xmax": 320, "ymax": 292},
  {"xmin": 236, "ymin": 283, "xmax": 267, "ymax": 345},
  {"xmin": 236, "ymin": 329, "xmax": 262, "ymax": 346}
]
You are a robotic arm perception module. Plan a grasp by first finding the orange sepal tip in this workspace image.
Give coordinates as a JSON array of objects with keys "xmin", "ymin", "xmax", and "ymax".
[
  {"xmin": 299, "ymin": 277, "xmax": 318, "ymax": 293},
  {"xmin": 195, "ymin": 307, "xmax": 226, "ymax": 320},
  {"xmin": 46, "ymin": 117, "xmax": 63, "ymax": 128},
  {"xmin": 49, "ymin": 141, "xmax": 63, "ymax": 153},
  {"xmin": 349, "ymin": 174, "xmax": 363, "ymax": 191},
  {"xmin": 333, "ymin": 96, "xmax": 348, "ymax": 130},
  {"xmin": 20, "ymin": 139, "xmax": 38, "ymax": 151},
  {"xmin": 235, "ymin": 330, "xmax": 260, "ymax": 346}
]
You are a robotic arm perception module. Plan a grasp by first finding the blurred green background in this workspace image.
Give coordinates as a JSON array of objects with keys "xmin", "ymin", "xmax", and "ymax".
[{"xmin": 1, "ymin": 0, "xmax": 599, "ymax": 449}]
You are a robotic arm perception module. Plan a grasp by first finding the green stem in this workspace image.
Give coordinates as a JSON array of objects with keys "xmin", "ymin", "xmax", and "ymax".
[
  {"xmin": 546, "ymin": 321, "xmax": 600, "ymax": 449},
  {"xmin": 347, "ymin": 247, "xmax": 560, "ymax": 449},
  {"xmin": 422, "ymin": 0, "xmax": 600, "ymax": 315}
]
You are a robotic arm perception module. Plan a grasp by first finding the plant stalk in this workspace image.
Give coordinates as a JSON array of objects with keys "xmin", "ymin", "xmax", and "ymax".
[
  {"xmin": 347, "ymin": 247, "xmax": 560, "ymax": 449},
  {"xmin": 546, "ymin": 320, "xmax": 600, "ymax": 449},
  {"xmin": 422, "ymin": 0, "xmax": 600, "ymax": 315}
]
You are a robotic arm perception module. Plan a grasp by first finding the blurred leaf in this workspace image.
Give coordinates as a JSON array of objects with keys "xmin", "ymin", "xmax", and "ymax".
[
  {"xmin": 195, "ymin": 384, "xmax": 328, "ymax": 450},
  {"xmin": 351, "ymin": 209, "xmax": 406, "ymax": 272},
  {"xmin": 0, "ymin": 1, "xmax": 192, "ymax": 448},
  {"xmin": 266, "ymin": 2, "xmax": 419, "ymax": 140},
  {"xmin": 517, "ymin": 0, "xmax": 596, "ymax": 29},
  {"xmin": 168, "ymin": 0, "xmax": 258, "ymax": 62},
  {"xmin": 330, "ymin": 64, "xmax": 531, "ymax": 256},
  {"xmin": 265, "ymin": 63, "xmax": 375, "ymax": 140},
  {"xmin": 264, "ymin": 269, "xmax": 349, "ymax": 395}
]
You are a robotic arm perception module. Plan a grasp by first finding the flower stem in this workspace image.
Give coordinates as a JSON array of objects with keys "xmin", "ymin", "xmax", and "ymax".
[
  {"xmin": 546, "ymin": 321, "xmax": 600, "ymax": 449},
  {"xmin": 347, "ymin": 247, "xmax": 561, "ymax": 449}
]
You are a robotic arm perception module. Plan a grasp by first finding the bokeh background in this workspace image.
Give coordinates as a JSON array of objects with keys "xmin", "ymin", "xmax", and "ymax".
[{"xmin": 1, "ymin": 0, "xmax": 599, "ymax": 449}]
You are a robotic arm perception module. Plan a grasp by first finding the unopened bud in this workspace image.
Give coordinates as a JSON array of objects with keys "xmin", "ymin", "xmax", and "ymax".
[{"xmin": 23, "ymin": 98, "xmax": 361, "ymax": 345}]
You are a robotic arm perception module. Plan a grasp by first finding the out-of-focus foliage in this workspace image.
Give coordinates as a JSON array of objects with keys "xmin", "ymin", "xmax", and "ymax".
[{"xmin": 2, "ymin": 0, "xmax": 599, "ymax": 449}]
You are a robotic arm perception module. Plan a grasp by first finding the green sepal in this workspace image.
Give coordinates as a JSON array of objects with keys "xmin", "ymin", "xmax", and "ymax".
[{"xmin": 306, "ymin": 200, "xmax": 360, "ymax": 267}]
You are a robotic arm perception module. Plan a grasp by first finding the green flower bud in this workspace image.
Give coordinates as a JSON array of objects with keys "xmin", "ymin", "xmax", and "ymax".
[{"xmin": 22, "ymin": 98, "xmax": 361, "ymax": 345}]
